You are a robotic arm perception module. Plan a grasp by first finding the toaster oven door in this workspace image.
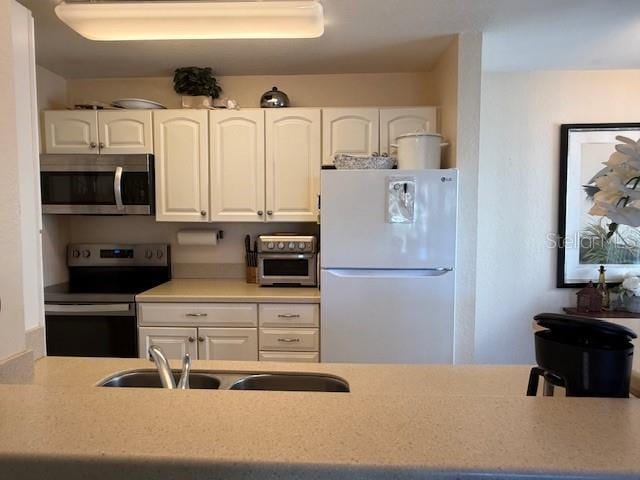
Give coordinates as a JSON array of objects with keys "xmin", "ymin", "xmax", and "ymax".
[{"xmin": 258, "ymin": 254, "xmax": 317, "ymax": 286}]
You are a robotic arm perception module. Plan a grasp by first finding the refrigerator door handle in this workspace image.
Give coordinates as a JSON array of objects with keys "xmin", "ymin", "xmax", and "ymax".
[{"xmin": 325, "ymin": 268, "xmax": 452, "ymax": 279}]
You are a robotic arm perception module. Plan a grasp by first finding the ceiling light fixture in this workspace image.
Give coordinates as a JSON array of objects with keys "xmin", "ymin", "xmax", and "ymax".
[{"xmin": 54, "ymin": 1, "xmax": 324, "ymax": 41}]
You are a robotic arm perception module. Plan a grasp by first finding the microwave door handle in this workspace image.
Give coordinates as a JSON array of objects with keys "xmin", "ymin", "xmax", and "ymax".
[{"xmin": 114, "ymin": 166, "xmax": 124, "ymax": 211}]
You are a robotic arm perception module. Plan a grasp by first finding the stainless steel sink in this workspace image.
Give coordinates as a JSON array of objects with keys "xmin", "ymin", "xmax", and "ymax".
[
  {"xmin": 230, "ymin": 373, "xmax": 349, "ymax": 392},
  {"xmin": 100, "ymin": 369, "xmax": 221, "ymax": 389},
  {"xmin": 98, "ymin": 369, "xmax": 349, "ymax": 392}
]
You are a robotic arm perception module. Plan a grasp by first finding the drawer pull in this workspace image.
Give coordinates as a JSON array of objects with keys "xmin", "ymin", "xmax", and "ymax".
[
  {"xmin": 185, "ymin": 313, "xmax": 208, "ymax": 317},
  {"xmin": 277, "ymin": 314, "xmax": 301, "ymax": 319},
  {"xmin": 277, "ymin": 337, "xmax": 300, "ymax": 343}
]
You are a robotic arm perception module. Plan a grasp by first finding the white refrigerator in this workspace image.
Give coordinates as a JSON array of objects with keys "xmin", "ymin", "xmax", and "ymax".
[{"xmin": 320, "ymin": 169, "xmax": 458, "ymax": 364}]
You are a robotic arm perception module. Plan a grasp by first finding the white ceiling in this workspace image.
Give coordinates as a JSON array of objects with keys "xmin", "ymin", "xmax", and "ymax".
[{"xmin": 17, "ymin": 0, "xmax": 640, "ymax": 79}]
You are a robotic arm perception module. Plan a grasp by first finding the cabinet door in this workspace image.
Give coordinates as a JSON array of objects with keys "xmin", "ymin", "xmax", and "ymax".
[
  {"xmin": 138, "ymin": 326, "xmax": 198, "ymax": 360},
  {"xmin": 210, "ymin": 110, "xmax": 265, "ymax": 222},
  {"xmin": 153, "ymin": 110, "xmax": 209, "ymax": 222},
  {"xmin": 321, "ymin": 108, "xmax": 379, "ymax": 166},
  {"xmin": 98, "ymin": 110, "xmax": 153, "ymax": 154},
  {"xmin": 265, "ymin": 109, "xmax": 320, "ymax": 222},
  {"xmin": 44, "ymin": 110, "xmax": 98, "ymax": 154},
  {"xmin": 379, "ymin": 107, "xmax": 437, "ymax": 156},
  {"xmin": 198, "ymin": 327, "xmax": 258, "ymax": 361}
]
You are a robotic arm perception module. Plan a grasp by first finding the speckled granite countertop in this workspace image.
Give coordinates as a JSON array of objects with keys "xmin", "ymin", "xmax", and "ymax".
[
  {"xmin": 136, "ymin": 279, "xmax": 320, "ymax": 303},
  {"xmin": 0, "ymin": 358, "xmax": 639, "ymax": 479}
]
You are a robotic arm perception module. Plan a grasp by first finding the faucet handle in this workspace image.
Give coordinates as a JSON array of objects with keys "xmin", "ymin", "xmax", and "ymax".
[{"xmin": 177, "ymin": 353, "xmax": 192, "ymax": 390}]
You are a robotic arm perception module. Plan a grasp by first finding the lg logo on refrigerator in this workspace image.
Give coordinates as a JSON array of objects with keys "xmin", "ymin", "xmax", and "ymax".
[{"xmin": 440, "ymin": 177, "xmax": 453, "ymax": 183}]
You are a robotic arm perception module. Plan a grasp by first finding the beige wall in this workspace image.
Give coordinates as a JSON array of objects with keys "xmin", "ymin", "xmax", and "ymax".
[
  {"xmin": 432, "ymin": 37, "xmax": 459, "ymax": 168},
  {"xmin": 67, "ymin": 217, "xmax": 316, "ymax": 276},
  {"xmin": 67, "ymin": 72, "xmax": 436, "ymax": 109},
  {"xmin": 36, "ymin": 65, "xmax": 70, "ymax": 287},
  {"xmin": 476, "ymin": 69, "xmax": 640, "ymax": 364},
  {"xmin": 36, "ymin": 65, "xmax": 66, "ymax": 109},
  {"xmin": 0, "ymin": 0, "xmax": 27, "ymax": 360},
  {"xmin": 450, "ymin": 33, "xmax": 482, "ymax": 364}
]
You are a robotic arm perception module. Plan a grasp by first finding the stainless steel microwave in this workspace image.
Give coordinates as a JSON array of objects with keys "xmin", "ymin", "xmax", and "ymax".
[{"xmin": 40, "ymin": 154, "xmax": 154, "ymax": 215}]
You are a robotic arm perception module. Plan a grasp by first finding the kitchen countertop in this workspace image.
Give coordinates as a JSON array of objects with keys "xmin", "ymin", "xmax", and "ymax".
[
  {"xmin": 1, "ymin": 357, "xmax": 639, "ymax": 479},
  {"xmin": 136, "ymin": 278, "xmax": 321, "ymax": 303}
]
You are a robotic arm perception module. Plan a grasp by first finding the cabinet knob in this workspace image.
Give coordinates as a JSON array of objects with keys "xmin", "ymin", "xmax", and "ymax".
[
  {"xmin": 257, "ymin": 210, "xmax": 264, "ymax": 216},
  {"xmin": 198, "ymin": 336, "xmax": 205, "ymax": 342},
  {"xmin": 89, "ymin": 142, "xmax": 97, "ymax": 149},
  {"xmin": 200, "ymin": 210, "xmax": 207, "ymax": 216},
  {"xmin": 99, "ymin": 142, "xmax": 105, "ymax": 149},
  {"xmin": 267, "ymin": 210, "xmax": 273, "ymax": 215},
  {"xmin": 188, "ymin": 336, "xmax": 195, "ymax": 343}
]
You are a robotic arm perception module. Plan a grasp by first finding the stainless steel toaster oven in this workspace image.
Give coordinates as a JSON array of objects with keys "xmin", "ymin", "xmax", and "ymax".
[{"xmin": 257, "ymin": 235, "xmax": 317, "ymax": 286}]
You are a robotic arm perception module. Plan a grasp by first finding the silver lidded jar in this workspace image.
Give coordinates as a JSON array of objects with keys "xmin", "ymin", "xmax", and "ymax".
[{"xmin": 260, "ymin": 86, "xmax": 290, "ymax": 108}]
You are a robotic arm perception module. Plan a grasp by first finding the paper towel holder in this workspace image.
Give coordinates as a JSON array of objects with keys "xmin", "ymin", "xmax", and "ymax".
[{"xmin": 176, "ymin": 229, "xmax": 224, "ymax": 246}]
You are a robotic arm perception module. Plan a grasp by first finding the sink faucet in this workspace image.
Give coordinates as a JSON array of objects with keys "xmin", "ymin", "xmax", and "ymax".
[{"xmin": 148, "ymin": 345, "xmax": 191, "ymax": 389}]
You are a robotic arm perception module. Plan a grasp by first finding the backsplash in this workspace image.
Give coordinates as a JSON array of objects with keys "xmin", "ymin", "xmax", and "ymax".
[{"xmin": 67, "ymin": 216, "xmax": 318, "ymax": 278}]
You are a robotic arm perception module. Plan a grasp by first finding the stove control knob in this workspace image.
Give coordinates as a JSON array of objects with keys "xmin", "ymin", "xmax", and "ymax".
[
  {"xmin": 298, "ymin": 242, "xmax": 306, "ymax": 250},
  {"xmin": 277, "ymin": 242, "xmax": 285, "ymax": 250},
  {"xmin": 288, "ymin": 242, "xmax": 296, "ymax": 250},
  {"xmin": 82, "ymin": 249, "xmax": 91, "ymax": 258},
  {"xmin": 267, "ymin": 242, "xmax": 275, "ymax": 250},
  {"xmin": 145, "ymin": 249, "xmax": 153, "ymax": 259},
  {"xmin": 156, "ymin": 249, "xmax": 164, "ymax": 259},
  {"xmin": 71, "ymin": 249, "xmax": 80, "ymax": 258}
]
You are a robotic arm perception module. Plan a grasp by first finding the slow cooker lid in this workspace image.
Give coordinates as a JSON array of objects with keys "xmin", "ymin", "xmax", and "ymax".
[
  {"xmin": 534, "ymin": 313, "xmax": 637, "ymax": 341},
  {"xmin": 396, "ymin": 132, "xmax": 442, "ymax": 140}
]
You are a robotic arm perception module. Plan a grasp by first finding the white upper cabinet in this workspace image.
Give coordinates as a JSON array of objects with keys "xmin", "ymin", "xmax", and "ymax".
[
  {"xmin": 210, "ymin": 109, "xmax": 265, "ymax": 222},
  {"xmin": 322, "ymin": 108, "xmax": 379, "ymax": 166},
  {"xmin": 44, "ymin": 110, "xmax": 98, "ymax": 154},
  {"xmin": 98, "ymin": 110, "xmax": 153, "ymax": 154},
  {"xmin": 265, "ymin": 109, "xmax": 321, "ymax": 222},
  {"xmin": 379, "ymin": 107, "xmax": 437, "ymax": 156},
  {"xmin": 153, "ymin": 110, "xmax": 209, "ymax": 222}
]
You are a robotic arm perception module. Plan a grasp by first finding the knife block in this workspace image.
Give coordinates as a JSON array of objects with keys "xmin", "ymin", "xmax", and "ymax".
[{"xmin": 246, "ymin": 266, "xmax": 257, "ymax": 284}]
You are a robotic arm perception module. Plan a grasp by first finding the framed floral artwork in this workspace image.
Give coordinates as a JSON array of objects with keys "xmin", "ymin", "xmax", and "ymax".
[{"xmin": 557, "ymin": 123, "xmax": 640, "ymax": 288}]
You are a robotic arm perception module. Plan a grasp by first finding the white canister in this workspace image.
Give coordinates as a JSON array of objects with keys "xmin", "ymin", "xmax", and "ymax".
[{"xmin": 393, "ymin": 132, "xmax": 446, "ymax": 169}]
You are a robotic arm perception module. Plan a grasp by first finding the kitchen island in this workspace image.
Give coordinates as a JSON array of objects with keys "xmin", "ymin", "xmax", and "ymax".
[{"xmin": 0, "ymin": 357, "xmax": 639, "ymax": 479}]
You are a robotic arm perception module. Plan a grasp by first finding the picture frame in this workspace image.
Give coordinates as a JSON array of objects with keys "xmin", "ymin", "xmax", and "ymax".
[{"xmin": 557, "ymin": 123, "xmax": 640, "ymax": 288}]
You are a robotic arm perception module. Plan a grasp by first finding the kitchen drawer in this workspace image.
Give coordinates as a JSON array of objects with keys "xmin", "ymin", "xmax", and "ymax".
[
  {"xmin": 259, "ymin": 351, "xmax": 319, "ymax": 363},
  {"xmin": 259, "ymin": 304, "xmax": 319, "ymax": 328},
  {"xmin": 138, "ymin": 303, "xmax": 257, "ymax": 327},
  {"xmin": 259, "ymin": 328, "xmax": 319, "ymax": 352}
]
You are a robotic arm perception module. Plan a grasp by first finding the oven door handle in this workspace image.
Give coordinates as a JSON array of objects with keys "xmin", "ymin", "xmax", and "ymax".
[
  {"xmin": 45, "ymin": 303, "xmax": 134, "ymax": 316},
  {"xmin": 114, "ymin": 166, "xmax": 124, "ymax": 211},
  {"xmin": 259, "ymin": 254, "xmax": 316, "ymax": 260}
]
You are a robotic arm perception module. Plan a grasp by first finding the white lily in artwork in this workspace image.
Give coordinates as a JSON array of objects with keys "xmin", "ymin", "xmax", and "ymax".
[
  {"xmin": 584, "ymin": 135, "xmax": 640, "ymax": 232},
  {"xmin": 594, "ymin": 203, "xmax": 640, "ymax": 228}
]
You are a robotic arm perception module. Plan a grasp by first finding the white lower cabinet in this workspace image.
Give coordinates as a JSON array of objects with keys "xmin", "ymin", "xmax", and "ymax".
[
  {"xmin": 139, "ymin": 325, "xmax": 257, "ymax": 361},
  {"xmin": 259, "ymin": 351, "xmax": 319, "ymax": 363},
  {"xmin": 259, "ymin": 328, "xmax": 319, "ymax": 352},
  {"xmin": 139, "ymin": 326, "xmax": 198, "ymax": 360},
  {"xmin": 198, "ymin": 327, "xmax": 258, "ymax": 361},
  {"xmin": 138, "ymin": 302, "xmax": 319, "ymax": 361}
]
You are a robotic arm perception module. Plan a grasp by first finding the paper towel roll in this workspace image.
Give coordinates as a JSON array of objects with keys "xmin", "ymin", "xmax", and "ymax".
[{"xmin": 177, "ymin": 230, "xmax": 218, "ymax": 246}]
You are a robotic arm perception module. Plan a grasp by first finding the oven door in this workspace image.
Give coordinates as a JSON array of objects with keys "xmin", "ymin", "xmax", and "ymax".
[
  {"xmin": 258, "ymin": 254, "xmax": 317, "ymax": 286},
  {"xmin": 40, "ymin": 154, "xmax": 154, "ymax": 215},
  {"xmin": 45, "ymin": 303, "xmax": 138, "ymax": 357}
]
